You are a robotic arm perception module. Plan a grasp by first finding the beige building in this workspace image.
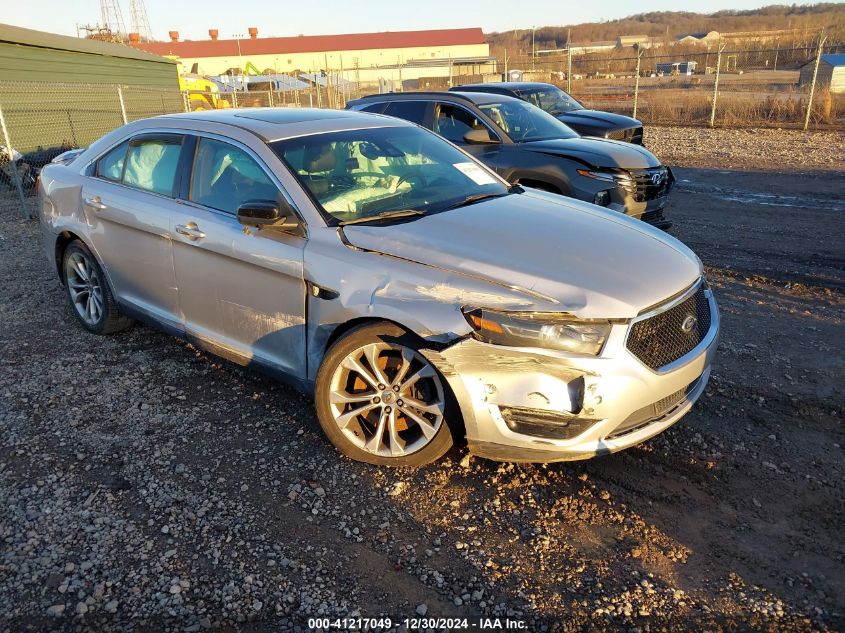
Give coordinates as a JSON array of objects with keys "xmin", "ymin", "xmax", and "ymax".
[{"xmin": 132, "ymin": 27, "xmax": 495, "ymax": 85}]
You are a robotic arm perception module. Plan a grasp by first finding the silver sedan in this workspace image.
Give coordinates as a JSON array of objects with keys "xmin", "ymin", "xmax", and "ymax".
[{"xmin": 38, "ymin": 108, "xmax": 719, "ymax": 466}]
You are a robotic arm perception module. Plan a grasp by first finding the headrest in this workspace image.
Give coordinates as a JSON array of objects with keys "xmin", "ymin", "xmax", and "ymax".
[{"xmin": 303, "ymin": 144, "xmax": 336, "ymax": 173}]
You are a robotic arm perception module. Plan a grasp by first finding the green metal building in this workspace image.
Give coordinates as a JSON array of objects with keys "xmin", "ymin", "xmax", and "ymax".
[
  {"xmin": 0, "ymin": 24, "xmax": 181, "ymax": 154},
  {"xmin": 0, "ymin": 23, "xmax": 178, "ymax": 88}
]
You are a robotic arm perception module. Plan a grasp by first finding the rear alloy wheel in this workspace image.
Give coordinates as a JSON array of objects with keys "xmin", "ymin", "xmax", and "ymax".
[
  {"xmin": 62, "ymin": 241, "xmax": 133, "ymax": 334},
  {"xmin": 66, "ymin": 250, "xmax": 104, "ymax": 327},
  {"xmin": 315, "ymin": 324, "xmax": 454, "ymax": 466}
]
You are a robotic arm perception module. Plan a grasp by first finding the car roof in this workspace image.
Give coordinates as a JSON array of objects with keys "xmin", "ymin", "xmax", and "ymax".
[
  {"xmin": 351, "ymin": 90, "xmax": 525, "ymax": 106},
  {"xmin": 154, "ymin": 107, "xmax": 413, "ymax": 141},
  {"xmin": 456, "ymin": 82, "xmax": 558, "ymax": 91}
]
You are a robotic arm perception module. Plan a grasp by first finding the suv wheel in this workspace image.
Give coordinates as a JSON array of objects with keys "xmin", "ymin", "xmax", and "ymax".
[
  {"xmin": 62, "ymin": 241, "xmax": 133, "ymax": 334},
  {"xmin": 315, "ymin": 323, "xmax": 455, "ymax": 466}
]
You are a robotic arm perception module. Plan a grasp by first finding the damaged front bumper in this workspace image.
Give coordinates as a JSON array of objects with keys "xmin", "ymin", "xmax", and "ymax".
[
  {"xmin": 424, "ymin": 289, "xmax": 719, "ymax": 463},
  {"xmin": 617, "ymin": 167, "xmax": 675, "ymax": 229}
]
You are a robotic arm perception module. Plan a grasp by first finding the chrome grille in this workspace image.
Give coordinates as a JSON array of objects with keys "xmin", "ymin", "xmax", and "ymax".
[
  {"xmin": 626, "ymin": 284, "xmax": 712, "ymax": 370},
  {"xmin": 624, "ymin": 167, "xmax": 671, "ymax": 202}
]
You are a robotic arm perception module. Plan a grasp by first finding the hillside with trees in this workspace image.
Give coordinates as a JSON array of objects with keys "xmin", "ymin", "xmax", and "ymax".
[{"xmin": 487, "ymin": 3, "xmax": 845, "ymax": 55}]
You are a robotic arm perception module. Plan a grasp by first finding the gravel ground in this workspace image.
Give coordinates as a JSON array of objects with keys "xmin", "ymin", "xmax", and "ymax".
[
  {"xmin": 644, "ymin": 125, "xmax": 845, "ymax": 172},
  {"xmin": 0, "ymin": 128, "xmax": 843, "ymax": 632}
]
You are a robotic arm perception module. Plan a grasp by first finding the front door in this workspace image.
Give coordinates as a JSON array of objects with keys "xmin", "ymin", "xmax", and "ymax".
[
  {"xmin": 433, "ymin": 103, "xmax": 504, "ymax": 172},
  {"xmin": 81, "ymin": 133, "xmax": 184, "ymax": 328},
  {"xmin": 170, "ymin": 135, "xmax": 307, "ymax": 377}
]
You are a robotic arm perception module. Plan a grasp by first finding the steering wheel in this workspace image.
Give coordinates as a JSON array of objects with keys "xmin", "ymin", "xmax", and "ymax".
[
  {"xmin": 510, "ymin": 110, "xmax": 538, "ymax": 140},
  {"xmin": 395, "ymin": 171, "xmax": 428, "ymax": 190}
]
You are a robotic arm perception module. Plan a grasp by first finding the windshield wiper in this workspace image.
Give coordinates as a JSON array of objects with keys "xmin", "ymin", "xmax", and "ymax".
[
  {"xmin": 338, "ymin": 209, "xmax": 426, "ymax": 226},
  {"xmin": 439, "ymin": 192, "xmax": 509, "ymax": 211}
]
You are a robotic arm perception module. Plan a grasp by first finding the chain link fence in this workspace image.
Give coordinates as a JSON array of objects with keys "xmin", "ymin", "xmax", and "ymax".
[
  {"xmin": 506, "ymin": 41, "xmax": 844, "ymax": 129},
  {"xmin": 0, "ymin": 81, "xmax": 184, "ymax": 216},
  {"xmin": 2, "ymin": 41, "xmax": 842, "ymax": 218}
]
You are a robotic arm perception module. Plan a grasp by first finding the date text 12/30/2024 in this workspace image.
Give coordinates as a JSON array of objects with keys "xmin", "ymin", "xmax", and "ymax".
[{"xmin": 307, "ymin": 617, "xmax": 528, "ymax": 630}]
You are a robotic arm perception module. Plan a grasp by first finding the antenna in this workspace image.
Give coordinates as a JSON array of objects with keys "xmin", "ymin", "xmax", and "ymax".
[
  {"xmin": 100, "ymin": 0, "xmax": 128, "ymax": 40},
  {"xmin": 129, "ymin": 0, "xmax": 153, "ymax": 41}
]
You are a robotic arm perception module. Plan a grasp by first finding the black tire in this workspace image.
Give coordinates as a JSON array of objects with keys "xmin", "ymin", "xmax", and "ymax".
[
  {"xmin": 314, "ymin": 323, "xmax": 456, "ymax": 467},
  {"xmin": 62, "ymin": 240, "xmax": 133, "ymax": 335}
]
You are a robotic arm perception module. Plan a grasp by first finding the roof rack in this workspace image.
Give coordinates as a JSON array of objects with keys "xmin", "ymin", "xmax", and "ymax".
[{"xmin": 353, "ymin": 91, "xmax": 473, "ymax": 102}]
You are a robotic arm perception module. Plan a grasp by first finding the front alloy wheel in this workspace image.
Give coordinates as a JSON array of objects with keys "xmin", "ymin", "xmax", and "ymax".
[{"xmin": 315, "ymin": 324, "xmax": 455, "ymax": 466}]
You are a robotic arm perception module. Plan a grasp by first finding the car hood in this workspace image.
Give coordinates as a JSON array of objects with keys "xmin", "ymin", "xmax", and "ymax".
[
  {"xmin": 557, "ymin": 109, "xmax": 641, "ymax": 130},
  {"xmin": 520, "ymin": 137, "xmax": 660, "ymax": 169},
  {"xmin": 341, "ymin": 191, "xmax": 702, "ymax": 319}
]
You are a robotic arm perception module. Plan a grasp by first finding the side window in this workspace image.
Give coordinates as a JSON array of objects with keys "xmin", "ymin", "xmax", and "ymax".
[
  {"xmin": 434, "ymin": 104, "xmax": 486, "ymax": 144},
  {"xmin": 96, "ymin": 141, "xmax": 129, "ymax": 181},
  {"xmin": 358, "ymin": 102, "xmax": 387, "ymax": 114},
  {"xmin": 383, "ymin": 101, "xmax": 428, "ymax": 124},
  {"xmin": 190, "ymin": 138, "xmax": 279, "ymax": 215},
  {"xmin": 122, "ymin": 137, "xmax": 183, "ymax": 196}
]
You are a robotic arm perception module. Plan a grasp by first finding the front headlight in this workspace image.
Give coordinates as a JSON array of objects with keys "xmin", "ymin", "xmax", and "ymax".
[
  {"xmin": 576, "ymin": 168, "xmax": 633, "ymax": 185},
  {"xmin": 462, "ymin": 307, "xmax": 612, "ymax": 356}
]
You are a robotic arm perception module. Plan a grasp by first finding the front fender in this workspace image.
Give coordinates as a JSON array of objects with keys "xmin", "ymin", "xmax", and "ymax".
[{"xmin": 302, "ymin": 228, "xmax": 539, "ymax": 383}]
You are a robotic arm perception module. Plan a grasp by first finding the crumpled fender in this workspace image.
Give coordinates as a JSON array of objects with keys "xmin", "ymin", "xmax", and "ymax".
[{"xmin": 302, "ymin": 227, "xmax": 554, "ymax": 383}]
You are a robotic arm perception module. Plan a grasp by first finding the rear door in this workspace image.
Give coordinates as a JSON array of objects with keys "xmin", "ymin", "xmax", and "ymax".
[
  {"xmin": 81, "ymin": 133, "xmax": 185, "ymax": 328},
  {"xmin": 170, "ymin": 134, "xmax": 307, "ymax": 377}
]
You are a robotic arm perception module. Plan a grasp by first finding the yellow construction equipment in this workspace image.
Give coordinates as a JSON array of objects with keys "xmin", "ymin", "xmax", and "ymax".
[{"xmin": 178, "ymin": 73, "xmax": 230, "ymax": 110}]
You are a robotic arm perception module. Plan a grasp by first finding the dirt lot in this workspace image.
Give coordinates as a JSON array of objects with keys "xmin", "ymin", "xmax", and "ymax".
[{"xmin": 0, "ymin": 126, "xmax": 843, "ymax": 632}]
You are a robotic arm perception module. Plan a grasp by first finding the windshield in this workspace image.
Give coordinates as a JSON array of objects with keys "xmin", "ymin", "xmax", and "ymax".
[
  {"xmin": 271, "ymin": 126, "xmax": 509, "ymax": 224},
  {"xmin": 518, "ymin": 86, "xmax": 584, "ymax": 115},
  {"xmin": 478, "ymin": 101, "xmax": 579, "ymax": 142}
]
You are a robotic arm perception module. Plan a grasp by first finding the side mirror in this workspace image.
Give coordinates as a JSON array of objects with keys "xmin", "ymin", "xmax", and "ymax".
[
  {"xmin": 236, "ymin": 199, "xmax": 300, "ymax": 231},
  {"xmin": 237, "ymin": 200, "xmax": 280, "ymax": 226},
  {"xmin": 463, "ymin": 128, "xmax": 499, "ymax": 145}
]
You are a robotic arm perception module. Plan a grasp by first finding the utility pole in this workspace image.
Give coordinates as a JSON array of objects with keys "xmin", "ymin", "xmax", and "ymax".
[{"xmin": 532, "ymin": 26, "xmax": 537, "ymax": 71}]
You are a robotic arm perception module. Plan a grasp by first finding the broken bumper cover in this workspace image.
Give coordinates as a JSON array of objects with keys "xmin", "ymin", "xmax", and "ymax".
[{"xmin": 426, "ymin": 290, "xmax": 719, "ymax": 463}]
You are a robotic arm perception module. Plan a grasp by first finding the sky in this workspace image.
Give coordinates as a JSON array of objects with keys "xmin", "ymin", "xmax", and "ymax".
[{"xmin": 3, "ymin": 0, "xmax": 829, "ymax": 39}]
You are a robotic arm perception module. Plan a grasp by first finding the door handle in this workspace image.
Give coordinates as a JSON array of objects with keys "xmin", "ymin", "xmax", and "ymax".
[
  {"xmin": 83, "ymin": 195, "xmax": 107, "ymax": 210},
  {"xmin": 175, "ymin": 223, "xmax": 206, "ymax": 240}
]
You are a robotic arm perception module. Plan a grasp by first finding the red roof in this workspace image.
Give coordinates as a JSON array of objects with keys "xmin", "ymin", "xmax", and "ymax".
[{"xmin": 133, "ymin": 28, "xmax": 486, "ymax": 58}]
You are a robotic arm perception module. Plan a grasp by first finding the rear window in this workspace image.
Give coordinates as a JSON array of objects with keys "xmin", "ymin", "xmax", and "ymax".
[
  {"xmin": 122, "ymin": 138, "xmax": 183, "ymax": 196},
  {"xmin": 383, "ymin": 101, "xmax": 428, "ymax": 125},
  {"xmin": 357, "ymin": 102, "xmax": 387, "ymax": 114},
  {"xmin": 96, "ymin": 141, "xmax": 129, "ymax": 181}
]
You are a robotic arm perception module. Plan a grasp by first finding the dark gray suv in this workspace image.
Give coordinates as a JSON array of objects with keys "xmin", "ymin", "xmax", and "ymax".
[
  {"xmin": 347, "ymin": 91, "xmax": 672, "ymax": 228},
  {"xmin": 453, "ymin": 82, "xmax": 644, "ymax": 145}
]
